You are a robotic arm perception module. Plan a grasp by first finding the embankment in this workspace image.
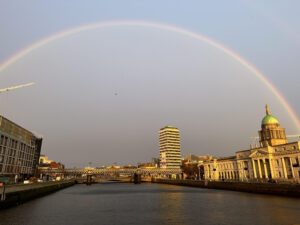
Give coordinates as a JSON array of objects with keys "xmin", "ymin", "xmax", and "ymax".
[
  {"xmin": 0, "ymin": 180, "xmax": 75, "ymax": 209},
  {"xmin": 152, "ymin": 179, "xmax": 300, "ymax": 197}
]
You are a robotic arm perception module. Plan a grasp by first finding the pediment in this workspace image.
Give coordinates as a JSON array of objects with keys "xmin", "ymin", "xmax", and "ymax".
[{"xmin": 249, "ymin": 149, "xmax": 268, "ymax": 158}]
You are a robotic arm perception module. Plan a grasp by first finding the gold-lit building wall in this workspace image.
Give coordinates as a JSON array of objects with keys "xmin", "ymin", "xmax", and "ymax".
[
  {"xmin": 159, "ymin": 126, "xmax": 182, "ymax": 169},
  {"xmin": 201, "ymin": 106, "xmax": 300, "ymax": 183}
]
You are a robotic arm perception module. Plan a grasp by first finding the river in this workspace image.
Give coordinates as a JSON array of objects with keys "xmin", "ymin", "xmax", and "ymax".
[{"xmin": 0, "ymin": 182, "xmax": 299, "ymax": 225}]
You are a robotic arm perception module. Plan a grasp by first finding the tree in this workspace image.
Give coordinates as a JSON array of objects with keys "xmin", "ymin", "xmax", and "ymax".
[{"xmin": 181, "ymin": 160, "xmax": 199, "ymax": 179}]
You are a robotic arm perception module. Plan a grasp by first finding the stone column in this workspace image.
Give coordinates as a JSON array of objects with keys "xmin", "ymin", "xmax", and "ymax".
[
  {"xmin": 252, "ymin": 159, "xmax": 257, "ymax": 178},
  {"xmin": 269, "ymin": 159, "xmax": 275, "ymax": 179},
  {"xmin": 281, "ymin": 158, "xmax": 288, "ymax": 179},
  {"xmin": 257, "ymin": 160, "xmax": 263, "ymax": 178},
  {"xmin": 289, "ymin": 157, "xmax": 295, "ymax": 178},
  {"xmin": 263, "ymin": 158, "xmax": 269, "ymax": 179}
]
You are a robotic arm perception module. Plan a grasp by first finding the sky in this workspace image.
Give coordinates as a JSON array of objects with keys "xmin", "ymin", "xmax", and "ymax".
[{"xmin": 0, "ymin": 1, "xmax": 300, "ymax": 167}]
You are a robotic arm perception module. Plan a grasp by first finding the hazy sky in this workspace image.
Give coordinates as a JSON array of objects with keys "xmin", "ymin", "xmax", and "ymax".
[{"xmin": 0, "ymin": 1, "xmax": 300, "ymax": 167}]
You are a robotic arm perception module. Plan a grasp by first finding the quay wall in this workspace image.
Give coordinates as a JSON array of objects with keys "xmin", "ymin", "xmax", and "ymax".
[
  {"xmin": 152, "ymin": 179, "xmax": 300, "ymax": 197},
  {"xmin": 0, "ymin": 180, "xmax": 75, "ymax": 209}
]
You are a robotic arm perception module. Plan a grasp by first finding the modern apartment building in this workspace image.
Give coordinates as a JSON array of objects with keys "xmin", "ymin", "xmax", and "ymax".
[
  {"xmin": 159, "ymin": 126, "xmax": 182, "ymax": 169},
  {"xmin": 0, "ymin": 116, "xmax": 43, "ymax": 182}
]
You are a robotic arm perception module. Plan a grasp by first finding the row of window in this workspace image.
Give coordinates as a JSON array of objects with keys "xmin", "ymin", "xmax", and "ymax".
[
  {"xmin": 0, "ymin": 149, "xmax": 34, "ymax": 163},
  {"xmin": 0, "ymin": 135, "xmax": 35, "ymax": 153},
  {"xmin": 0, "ymin": 133, "xmax": 37, "ymax": 174},
  {"xmin": 0, "ymin": 163, "xmax": 34, "ymax": 174},
  {"xmin": 274, "ymin": 145, "xmax": 297, "ymax": 152}
]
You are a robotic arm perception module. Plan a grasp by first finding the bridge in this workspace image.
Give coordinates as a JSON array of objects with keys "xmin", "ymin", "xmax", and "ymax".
[{"xmin": 39, "ymin": 168, "xmax": 182, "ymax": 184}]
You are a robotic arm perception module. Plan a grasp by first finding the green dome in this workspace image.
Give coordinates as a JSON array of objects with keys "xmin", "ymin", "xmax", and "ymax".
[{"xmin": 262, "ymin": 115, "xmax": 279, "ymax": 125}]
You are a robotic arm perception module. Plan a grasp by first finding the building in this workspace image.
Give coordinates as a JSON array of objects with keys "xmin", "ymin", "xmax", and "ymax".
[
  {"xmin": 0, "ymin": 116, "xmax": 43, "ymax": 182},
  {"xmin": 182, "ymin": 154, "xmax": 213, "ymax": 179},
  {"xmin": 39, "ymin": 155, "xmax": 53, "ymax": 164},
  {"xmin": 201, "ymin": 105, "xmax": 300, "ymax": 182},
  {"xmin": 138, "ymin": 163, "xmax": 155, "ymax": 169},
  {"xmin": 39, "ymin": 155, "xmax": 64, "ymax": 170},
  {"xmin": 184, "ymin": 154, "xmax": 212, "ymax": 163},
  {"xmin": 151, "ymin": 158, "xmax": 160, "ymax": 168},
  {"xmin": 159, "ymin": 126, "xmax": 182, "ymax": 169}
]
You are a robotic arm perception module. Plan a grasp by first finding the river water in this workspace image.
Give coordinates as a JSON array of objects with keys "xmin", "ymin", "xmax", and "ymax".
[{"xmin": 0, "ymin": 182, "xmax": 299, "ymax": 225}]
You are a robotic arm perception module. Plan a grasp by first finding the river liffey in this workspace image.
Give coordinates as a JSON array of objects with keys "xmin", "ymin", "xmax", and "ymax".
[{"xmin": 0, "ymin": 182, "xmax": 299, "ymax": 225}]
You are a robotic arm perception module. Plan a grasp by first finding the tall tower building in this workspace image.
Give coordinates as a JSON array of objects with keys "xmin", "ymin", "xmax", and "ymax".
[
  {"xmin": 159, "ymin": 126, "xmax": 182, "ymax": 168},
  {"xmin": 258, "ymin": 104, "xmax": 287, "ymax": 147}
]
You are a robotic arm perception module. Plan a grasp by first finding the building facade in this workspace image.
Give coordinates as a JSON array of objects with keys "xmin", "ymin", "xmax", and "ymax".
[
  {"xmin": 159, "ymin": 126, "xmax": 182, "ymax": 168},
  {"xmin": 0, "ymin": 116, "xmax": 43, "ymax": 182},
  {"xmin": 201, "ymin": 105, "xmax": 300, "ymax": 182},
  {"xmin": 39, "ymin": 155, "xmax": 53, "ymax": 165}
]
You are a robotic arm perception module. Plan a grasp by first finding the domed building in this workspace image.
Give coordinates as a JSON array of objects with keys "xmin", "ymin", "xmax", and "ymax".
[
  {"xmin": 259, "ymin": 105, "xmax": 287, "ymax": 147},
  {"xmin": 201, "ymin": 105, "xmax": 300, "ymax": 182}
]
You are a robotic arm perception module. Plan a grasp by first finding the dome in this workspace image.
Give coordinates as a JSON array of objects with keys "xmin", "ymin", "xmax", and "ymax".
[
  {"xmin": 262, "ymin": 114, "xmax": 279, "ymax": 125},
  {"xmin": 262, "ymin": 104, "xmax": 279, "ymax": 125}
]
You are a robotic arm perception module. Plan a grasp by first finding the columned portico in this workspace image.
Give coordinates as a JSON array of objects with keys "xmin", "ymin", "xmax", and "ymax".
[
  {"xmin": 263, "ymin": 159, "xmax": 269, "ymax": 179},
  {"xmin": 269, "ymin": 158, "xmax": 275, "ymax": 178},
  {"xmin": 289, "ymin": 157, "xmax": 295, "ymax": 178},
  {"xmin": 201, "ymin": 105, "xmax": 300, "ymax": 183},
  {"xmin": 252, "ymin": 159, "xmax": 257, "ymax": 178},
  {"xmin": 281, "ymin": 157, "xmax": 288, "ymax": 179},
  {"xmin": 256, "ymin": 160, "xmax": 262, "ymax": 178}
]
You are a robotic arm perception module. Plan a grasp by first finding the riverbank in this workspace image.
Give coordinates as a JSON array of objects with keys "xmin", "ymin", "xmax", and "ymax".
[
  {"xmin": 0, "ymin": 180, "xmax": 75, "ymax": 209},
  {"xmin": 152, "ymin": 179, "xmax": 300, "ymax": 197}
]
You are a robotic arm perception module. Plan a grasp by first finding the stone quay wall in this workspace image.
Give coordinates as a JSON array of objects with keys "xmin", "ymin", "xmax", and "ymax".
[
  {"xmin": 152, "ymin": 179, "xmax": 300, "ymax": 197},
  {"xmin": 0, "ymin": 180, "xmax": 75, "ymax": 209}
]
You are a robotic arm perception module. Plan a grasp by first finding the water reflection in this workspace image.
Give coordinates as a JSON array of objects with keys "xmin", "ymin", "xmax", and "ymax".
[
  {"xmin": 260, "ymin": 195, "xmax": 300, "ymax": 224},
  {"xmin": 0, "ymin": 183, "xmax": 299, "ymax": 225},
  {"xmin": 158, "ymin": 185, "xmax": 189, "ymax": 225}
]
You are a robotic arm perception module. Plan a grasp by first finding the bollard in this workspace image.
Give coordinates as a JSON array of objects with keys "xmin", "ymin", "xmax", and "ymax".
[{"xmin": 1, "ymin": 183, "xmax": 6, "ymax": 201}]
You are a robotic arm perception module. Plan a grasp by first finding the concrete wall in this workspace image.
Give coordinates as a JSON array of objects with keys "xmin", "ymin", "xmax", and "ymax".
[
  {"xmin": 152, "ymin": 179, "xmax": 300, "ymax": 197},
  {"xmin": 0, "ymin": 180, "xmax": 75, "ymax": 209}
]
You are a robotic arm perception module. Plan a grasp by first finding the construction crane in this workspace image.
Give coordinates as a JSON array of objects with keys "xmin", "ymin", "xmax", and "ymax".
[
  {"xmin": 0, "ymin": 82, "xmax": 35, "ymax": 93},
  {"xmin": 251, "ymin": 135, "xmax": 300, "ymax": 141}
]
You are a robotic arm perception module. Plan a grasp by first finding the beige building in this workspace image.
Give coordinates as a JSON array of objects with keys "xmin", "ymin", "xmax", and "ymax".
[
  {"xmin": 39, "ymin": 155, "xmax": 53, "ymax": 164},
  {"xmin": 159, "ymin": 126, "xmax": 182, "ymax": 169},
  {"xmin": 201, "ymin": 105, "xmax": 300, "ymax": 182}
]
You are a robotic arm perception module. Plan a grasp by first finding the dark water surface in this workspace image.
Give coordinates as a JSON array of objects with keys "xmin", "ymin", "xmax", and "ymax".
[{"xmin": 0, "ymin": 183, "xmax": 299, "ymax": 225}]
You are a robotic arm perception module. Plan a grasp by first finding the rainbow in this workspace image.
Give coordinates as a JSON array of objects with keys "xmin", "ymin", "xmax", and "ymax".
[{"xmin": 0, "ymin": 20, "xmax": 299, "ymax": 131}]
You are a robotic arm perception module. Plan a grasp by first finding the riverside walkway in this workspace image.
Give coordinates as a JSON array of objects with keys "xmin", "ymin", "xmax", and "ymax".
[
  {"xmin": 1, "ymin": 180, "xmax": 74, "ymax": 194},
  {"xmin": 0, "ymin": 180, "xmax": 75, "ymax": 208}
]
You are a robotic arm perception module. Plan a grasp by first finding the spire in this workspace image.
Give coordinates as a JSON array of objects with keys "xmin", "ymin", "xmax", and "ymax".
[{"xmin": 266, "ymin": 104, "xmax": 270, "ymax": 115}]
